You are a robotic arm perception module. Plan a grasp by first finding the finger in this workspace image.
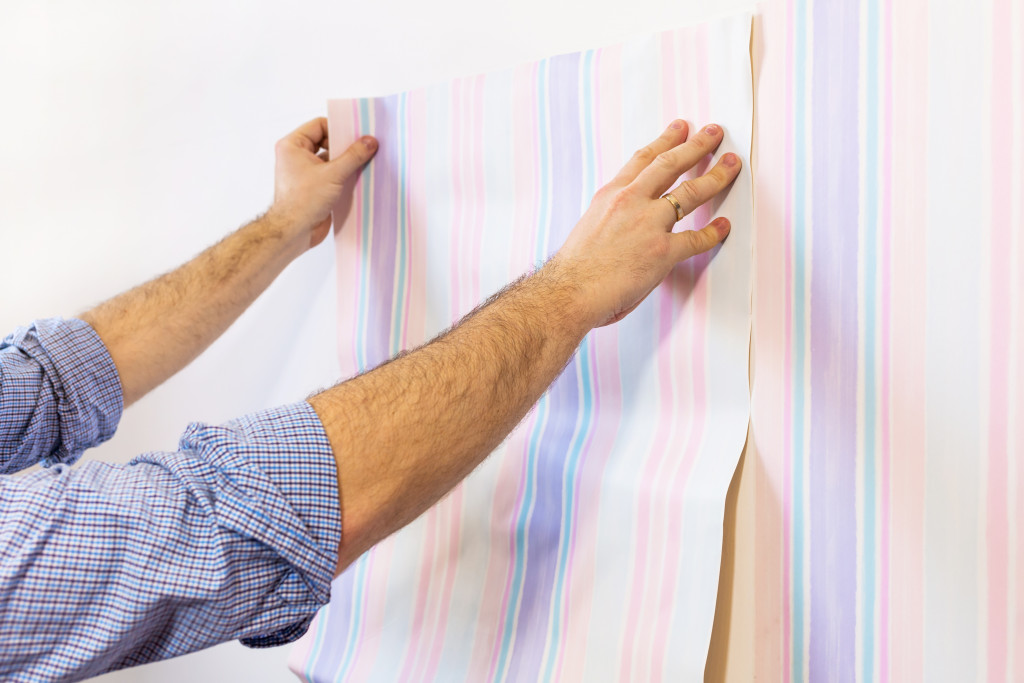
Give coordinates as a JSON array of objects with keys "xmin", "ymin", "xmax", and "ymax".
[
  {"xmin": 326, "ymin": 136, "xmax": 379, "ymax": 179},
  {"xmin": 672, "ymin": 217, "xmax": 731, "ymax": 261},
  {"xmin": 280, "ymin": 117, "xmax": 330, "ymax": 153},
  {"xmin": 608, "ymin": 120, "xmax": 689, "ymax": 187},
  {"xmin": 661, "ymin": 152, "xmax": 741, "ymax": 219},
  {"xmin": 631, "ymin": 123, "xmax": 725, "ymax": 198},
  {"xmin": 317, "ymin": 150, "xmax": 330, "ymax": 163}
]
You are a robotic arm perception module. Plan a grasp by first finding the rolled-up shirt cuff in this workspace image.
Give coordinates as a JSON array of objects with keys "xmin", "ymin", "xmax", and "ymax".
[
  {"xmin": 167, "ymin": 401, "xmax": 342, "ymax": 648},
  {"xmin": 39, "ymin": 318, "xmax": 124, "ymax": 465},
  {"xmin": 1, "ymin": 317, "xmax": 124, "ymax": 469}
]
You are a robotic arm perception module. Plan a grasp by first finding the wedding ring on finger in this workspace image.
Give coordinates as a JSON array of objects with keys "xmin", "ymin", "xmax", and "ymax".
[{"xmin": 661, "ymin": 192, "xmax": 685, "ymax": 222}]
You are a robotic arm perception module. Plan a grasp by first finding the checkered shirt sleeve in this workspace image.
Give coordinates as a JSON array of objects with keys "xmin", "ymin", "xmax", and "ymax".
[
  {"xmin": 0, "ymin": 318, "xmax": 124, "ymax": 474},
  {"xmin": 0, "ymin": 401, "xmax": 343, "ymax": 682}
]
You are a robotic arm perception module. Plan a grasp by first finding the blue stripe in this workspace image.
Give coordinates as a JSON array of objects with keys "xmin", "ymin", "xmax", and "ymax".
[
  {"xmin": 304, "ymin": 606, "xmax": 329, "ymax": 681},
  {"xmin": 863, "ymin": 0, "xmax": 880, "ymax": 678},
  {"xmin": 792, "ymin": 0, "xmax": 808, "ymax": 678},
  {"xmin": 494, "ymin": 58, "xmax": 551, "ymax": 683},
  {"xmin": 540, "ymin": 49, "xmax": 597, "ymax": 683}
]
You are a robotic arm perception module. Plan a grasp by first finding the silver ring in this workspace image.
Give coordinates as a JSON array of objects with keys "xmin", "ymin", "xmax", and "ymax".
[{"xmin": 662, "ymin": 193, "xmax": 684, "ymax": 222}]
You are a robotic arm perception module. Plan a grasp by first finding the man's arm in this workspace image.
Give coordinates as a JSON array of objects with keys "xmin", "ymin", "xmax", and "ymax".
[
  {"xmin": 81, "ymin": 118, "xmax": 377, "ymax": 406},
  {"xmin": 311, "ymin": 120, "xmax": 741, "ymax": 572}
]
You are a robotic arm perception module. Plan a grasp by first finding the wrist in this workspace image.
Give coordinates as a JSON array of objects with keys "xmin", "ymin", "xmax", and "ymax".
[
  {"xmin": 260, "ymin": 205, "xmax": 316, "ymax": 261},
  {"xmin": 523, "ymin": 259, "xmax": 595, "ymax": 340}
]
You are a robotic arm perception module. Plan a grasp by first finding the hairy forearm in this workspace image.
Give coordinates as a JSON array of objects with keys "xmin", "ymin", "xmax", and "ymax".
[
  {"xmin": 309, "ymin": 261, "xmax": 591, "ymax": 572},
  {"xmin": 81, "ymin": 210, "xmax": 306, "ymax": 406}
]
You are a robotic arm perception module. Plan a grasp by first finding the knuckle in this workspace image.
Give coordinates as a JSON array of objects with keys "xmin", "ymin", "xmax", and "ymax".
[
  {"xmin": 608, "ymin": 187, "xmax": 636, "ymax": 212},
  {"xmin": 344, "ymin": 145, "xmax": 364, "ymax": 163},
  {"xmin": 695, "ymin": 131, "xmax": 716, "ymax": 149},
  {"xmin": 683, "ymin": 228, "xmax": 708, "ymax": 253},
  {"xmin": 677, "ymin": 180, "xmax": 703, "ymax": 207},
  {"xmin": 632, "ymin": 145, "xmax": 657, "ymax": 163},
  {"xmin": 591, "ymin": 183, "xmax": 617, "ymax": 204},
  {"xmin": 710, "ymin": 163, "xmax": 732, "ymax": 183},
  {"xmin": 647, "ymin": 236, "xmax": 672, "ymax": 261},
  {"xmin": 653, "ymin": 151, "xmax": 677, "ymax": 170}
]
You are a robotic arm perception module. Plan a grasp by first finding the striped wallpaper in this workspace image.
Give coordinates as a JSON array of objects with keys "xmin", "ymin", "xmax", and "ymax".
[
  {"xmin": 289, "ymin": 0, "xmax": 1024, "ymax": 678},
  {"xmin": 289, "ymin": 13, "xmax": 754, "ymax": 681},
  {"xmin": 734, "ymin": 0, "xmax": 1024, "ymax": 681}
]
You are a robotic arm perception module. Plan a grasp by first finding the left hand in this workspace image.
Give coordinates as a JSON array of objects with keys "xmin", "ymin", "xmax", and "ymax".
[{"xmin": 271, "ymin": 117, "xmax": 378, "ymax": 250}]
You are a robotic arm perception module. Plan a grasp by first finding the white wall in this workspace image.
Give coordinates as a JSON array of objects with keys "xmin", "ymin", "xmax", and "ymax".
[{"xmin": 0, "ymin": 0, "xmax": 751, "ymax": 680}]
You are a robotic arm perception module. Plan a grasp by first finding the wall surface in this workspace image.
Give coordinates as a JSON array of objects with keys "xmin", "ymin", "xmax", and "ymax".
[{"xmin": 0, "ymin": 1, "xmax": 753, "ymax": 681}]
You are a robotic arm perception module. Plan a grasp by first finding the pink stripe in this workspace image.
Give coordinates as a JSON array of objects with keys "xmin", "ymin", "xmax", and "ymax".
[
  {"xmin": 1018, "ymin": 12, "xmax": 1024, "ymax": 681},
  {"xmin": 889, "ymin": 0, "xmax": 928, "ymax": 678},
  {"xmin": 987, "ymin": 1, "xmax": 1014, "ymax": 678},
  {"xmin": 1017, "ymin": 7, "xmax": 1024, "ymax": 670}
]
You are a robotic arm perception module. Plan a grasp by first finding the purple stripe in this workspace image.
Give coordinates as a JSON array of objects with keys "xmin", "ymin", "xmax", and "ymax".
[
  {"xmin": 809, "ymin": 1, "xmax": 858, "ymax": 681},
  {"xmin": 315, "ymin": 565, "xmax": 357, "ymax": 675},
  {"xmin": 505, "ymin": 52, "xmax": 583, "ymax": 681},
  {"xmin": 366, "ymin": 96, "xmax": 401, "ymax": 369}
]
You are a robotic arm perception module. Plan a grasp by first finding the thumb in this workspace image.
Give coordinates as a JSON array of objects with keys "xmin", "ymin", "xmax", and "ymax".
[
  {"xmin": 672, "ymin": 217, "xmax": 730, "ymax": 261},
  {"xmin": 327, "ymin": 135, "xmax": 378, "ymax": 180}
]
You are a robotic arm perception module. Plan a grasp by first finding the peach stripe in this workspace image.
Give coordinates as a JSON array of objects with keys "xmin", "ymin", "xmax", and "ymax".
[{"xmin": 888, "ymin": 0, "xmax": 928, "ymax": 679}]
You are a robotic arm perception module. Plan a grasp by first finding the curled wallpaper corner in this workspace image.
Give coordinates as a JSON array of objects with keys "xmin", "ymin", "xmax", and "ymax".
[{"xmin": 292, "ymin": 11, "xmax": 753, "ymax": 681}]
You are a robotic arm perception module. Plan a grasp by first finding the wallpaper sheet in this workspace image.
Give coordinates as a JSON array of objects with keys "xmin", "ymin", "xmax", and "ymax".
[
  {"xmin": 723, "ymin": 0, "xmax": 1024, "ymax": 681},
  {"xmin": 289, "ymin": 13, "xmax": 754, "ymax": 682}
]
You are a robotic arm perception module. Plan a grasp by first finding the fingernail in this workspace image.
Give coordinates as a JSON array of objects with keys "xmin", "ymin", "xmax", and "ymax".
[
  {"xmin": 670, "ymin": 119, "xmax": 684, "ymax": 130},
  {"xmin": 713, "ymin": 217, "xmax": 731, "ymax": 236},
  {"xmin": 362, "ymin": 136, "xmax": 377, "ymax": 150},
  {"xmin": 703, "ymin": 124, "xmax": 720, "ymax": 136},
  {"xmin": 722, "ymin": 153, "xmax": 739, "ymax": 167}
]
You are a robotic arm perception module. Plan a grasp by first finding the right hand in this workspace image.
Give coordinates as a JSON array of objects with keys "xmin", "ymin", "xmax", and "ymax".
[{"xmin": 552, "ymin": 119, "xmax": 741, "ymax": 328}]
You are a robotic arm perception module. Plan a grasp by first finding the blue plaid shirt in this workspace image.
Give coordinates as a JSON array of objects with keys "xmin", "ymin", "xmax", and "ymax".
[{"xmin": 0, "ymin": 318, "xmax": 342, "ymax": 681}]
